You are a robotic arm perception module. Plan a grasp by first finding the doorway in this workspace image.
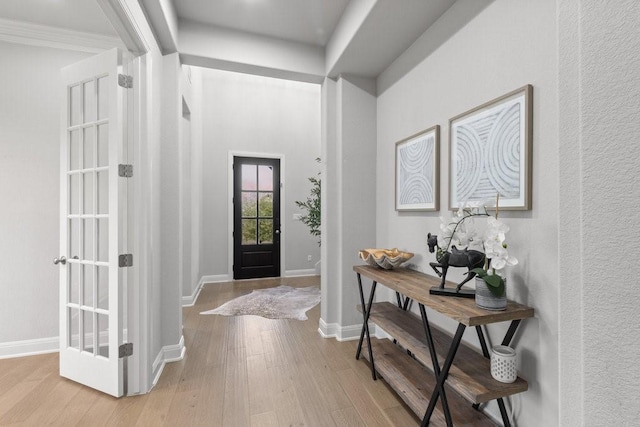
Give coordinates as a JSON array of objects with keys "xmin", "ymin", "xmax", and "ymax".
[{"xmin": 233, "ymin": 156, "xmax": 281, "ymax": 279}]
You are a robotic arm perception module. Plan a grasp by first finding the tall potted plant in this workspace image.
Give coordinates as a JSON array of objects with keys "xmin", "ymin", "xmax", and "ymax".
[{"xmin": 295, "ymin": 158, "xmax": 321, "ymax": 245}]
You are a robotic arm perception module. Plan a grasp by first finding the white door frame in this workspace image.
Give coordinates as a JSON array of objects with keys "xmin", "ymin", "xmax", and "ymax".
[
  {"xmin": 228, "ymin": 151, "xmax": 286, "ymax": 279},
  {"xmin": 97, "ymin": 0, "xmax": 152, "ymax": 394}
]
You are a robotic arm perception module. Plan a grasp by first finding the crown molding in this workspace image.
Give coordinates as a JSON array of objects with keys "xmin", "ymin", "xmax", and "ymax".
[{"xmin": 0, "ymin": 18, "xmax": 123, "ymax": 53}]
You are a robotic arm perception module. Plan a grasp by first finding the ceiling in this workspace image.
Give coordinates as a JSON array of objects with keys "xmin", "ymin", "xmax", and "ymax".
[
  {"xmin": 0, "ymin": 0, "xmax": 117, "ymax": 36},
  {"xmin": 173, "ymin": 0, "xmax": 350, "ymax": 47},
  {"xmin": 0, "ymin": 0, "xmax": 469, "ymax": 85}
]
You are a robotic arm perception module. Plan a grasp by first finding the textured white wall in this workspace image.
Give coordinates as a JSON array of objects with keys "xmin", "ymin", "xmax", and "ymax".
[
  {"xmin": 199, "ymin": 69, "xmax": 321, "ymax": 277},
  {"xmin": 574, "ymin": 0, "xmax": 640, "ymax": 424},
  {"xmin": 375, "ymin": 0, "xmax": 558, "ymax": 424},
  {"xmin": 0, "ymin": 41, "xmax": 91, "ymax": 346}
]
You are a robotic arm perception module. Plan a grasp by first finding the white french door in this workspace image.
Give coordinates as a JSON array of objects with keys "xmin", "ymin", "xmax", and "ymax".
[{"xmin": 58, "ymin": 48, "xmax": 126, "ymax": 397}]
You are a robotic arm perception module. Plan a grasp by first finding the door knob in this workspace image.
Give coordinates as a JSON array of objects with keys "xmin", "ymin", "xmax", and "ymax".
[
  {"xmin": 275, "ymin": 229, "xmax": 280, "ymax": 234},
  {"xmin": 53, "ymin": 256, "xmax": 67, "ymax": 265}
]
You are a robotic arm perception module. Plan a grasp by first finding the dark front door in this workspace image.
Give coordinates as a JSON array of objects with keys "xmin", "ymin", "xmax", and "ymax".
[{"xmin": 233, "ymin": 157, "xmax": 281, "ymax": 279}]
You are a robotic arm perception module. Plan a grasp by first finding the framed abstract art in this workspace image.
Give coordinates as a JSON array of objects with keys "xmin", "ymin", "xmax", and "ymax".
[
  {"xmin": 449, "ymin": 85, "xmax": 533, "ymax": 210},
  {"xmin": 395, "ymin": 125, "xmax": 440, "ymax": 212}
]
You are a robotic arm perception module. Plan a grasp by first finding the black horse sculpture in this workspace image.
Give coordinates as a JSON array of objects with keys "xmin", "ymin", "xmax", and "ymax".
[{"xmin": 427, "ymin": 233, "xmax": 485, "ymax": 293}]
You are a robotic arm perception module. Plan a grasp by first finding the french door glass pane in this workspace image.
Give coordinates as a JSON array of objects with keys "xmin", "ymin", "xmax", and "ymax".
[
  {"xmin": 97, "ymin": 77, "xmax": 108, "ymax": 121},
  {"xmin": 83, "ymin": 219, "xmax": 94, "ymax": 260},
  {"xmin": 70, "ymin": 174, "xmax": 80, "ymax": 215},
  {"xmin": 242, "ymin": 219, "xmax": 257, "ymax": 245},
  {"xmin": 83, "ymin": 265, "xmax": 94, "ymax": 307},
  {"xmin": 70, "ymin": 84, "xmax": 81, "ymax": 127},
  {"xmin": 70, "ymin": 219, "xmax": 80, "ymax": 259},
  {"xmin": 83, "ymin": 172, "xmax": 94, "ymax": 214},
  {"xmin": 83, "ymin": 127, "xmax": 95, "ymax": 168},
  {"xmin": 97, "ymin": 266, "xmax": 109, "ymax": 310},
  {"xmin": 83, "ymin": 309, "xmax": 94, "ymax": 353},
  {"xmin": 97, "ymin": 219, "xmax": 108, "ymax": 262},
  {"xmin": 97, "ymin": 171, "xmax": 108, "ymax": 214},
  {"xmin": 242, "ymin": 164, "xmax": 257, "ymax": 190},
  {"xmin": 83, "ymin": 80, "xmax": 96, "ymax": 123},
  {"xmin": 258, "ymin": 165, "xmax": 273, "ymax": 191},
  {"xmin": 97, "ymin": 313, "xmax": 109, "ymax": 358},
  {"xmin": 97, "ymin": 124, "xmax": 109, "ymax": 167},
  {"xmin": 69, "ymin": 307, "xmax": 79, "ymax": 349},
  {"xmin": 70, "ymin": 130, "xmax": 81, "ymax": 171},
  {"xmin": 69, "ymin": 262, "xmax": 80, "ymax": 305}
]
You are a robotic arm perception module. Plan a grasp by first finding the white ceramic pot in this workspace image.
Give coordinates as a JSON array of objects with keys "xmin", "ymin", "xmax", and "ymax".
[
  {"xmin": 475, "ymin": 277, "xmax": 507, "ymax": 311},
  {"xmin": 491, "ymin": 345, "xmax": 517, "ymax": 383}
]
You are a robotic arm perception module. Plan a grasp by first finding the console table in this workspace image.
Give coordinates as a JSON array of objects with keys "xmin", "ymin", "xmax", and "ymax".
[{"xmin": 354, "ymin": 265, "xmax": 534, "ymax": 427}]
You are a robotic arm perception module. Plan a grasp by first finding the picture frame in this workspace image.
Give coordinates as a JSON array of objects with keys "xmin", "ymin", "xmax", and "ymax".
[
  {"xmin": 449, "ymin": 85, "xmax": 533, "ymax": 210},
  {"xmin": 395, "ymin": 125, "xmax": 440, "ymax": 212}
]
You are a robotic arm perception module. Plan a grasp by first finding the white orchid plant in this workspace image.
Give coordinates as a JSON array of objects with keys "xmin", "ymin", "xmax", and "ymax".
[{"xmin": 437, "ymin": 197, "xmax": 518, "ymax": 296}]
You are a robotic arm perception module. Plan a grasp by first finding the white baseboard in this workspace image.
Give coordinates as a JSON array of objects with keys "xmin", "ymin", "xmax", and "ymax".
[
  {"xmin": 0, "ymin": 336, "xmax": 59, "ymax": 359},
  {"xmin": 151, "ymin": 335, "xmax": 185, "ymax": 388},
  {"xmin": 182, "ymin": 281, "xmax": 204, "ymax": 307},
  {"xmin": 200, "ymin": 274, "xmax": 231, "ymax": 284},
  {"xmin": 284, "ymin": 269, "xmax": 318, "ymax": 278},
  {"xmin": 317, "ymin": 318, "xmax": 393, "ymax": 342},
  {"xmin": 318, "ymin": 318, "xmax": 368, "ymax": 341},
  {"xmin": 182, "ymin": 275, "xmax": 231, "ymax": 307}
]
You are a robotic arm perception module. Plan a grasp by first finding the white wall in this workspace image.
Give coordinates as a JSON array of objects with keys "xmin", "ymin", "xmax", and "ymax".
[
  {"xmin": 159, "ymin": 52, "xmax": 183, "ymax": 351},
  {"xmin": 559, "ymin": 0, "xmax": 640, "ymax": 425},
  {"xmin": 375, "ymin": 0, "xmax": 558, "ymax": 425},
  {"xmin": 0, "ymin": 41, "xmax": 92, "ymax": 352},
  {"xmin": 200, "ymin": 69, "xmax": 321, "ymax": 278},
  {"xmin": 319, "ymin": 75, "xmax": 377, "ymax": 339}
]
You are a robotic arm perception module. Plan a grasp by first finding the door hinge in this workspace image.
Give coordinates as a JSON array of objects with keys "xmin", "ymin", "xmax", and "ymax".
[
  {"xmin": 119, "ymin": 254, "xmax": 133, "ymax": 267},
  {"xmin": 119, "ymin": 343, "xmax": 133, "ymax": 358},
  {"xmin": 118, "ymin": 164, "xmax": 133, "ymax": 177},
  {"xmin": 118, "ymin": 74, "xmax": 133, "ymax": 89}
]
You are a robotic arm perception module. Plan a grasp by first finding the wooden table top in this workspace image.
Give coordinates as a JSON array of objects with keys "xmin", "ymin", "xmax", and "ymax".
[{"xmin": 354, "ymin": 264, "xmax": 534, "ymax": 327}]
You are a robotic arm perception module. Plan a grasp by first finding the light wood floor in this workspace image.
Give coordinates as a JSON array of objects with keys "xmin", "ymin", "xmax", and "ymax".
[{"xmin": 0, "ymin": 276, "xmax": 419, "ymax": 426}]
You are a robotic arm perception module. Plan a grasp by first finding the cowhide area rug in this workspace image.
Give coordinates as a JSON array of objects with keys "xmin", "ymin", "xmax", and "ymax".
[{"xmin": 200, "ymin": 285, "xmax": 321, "ymax": 321}]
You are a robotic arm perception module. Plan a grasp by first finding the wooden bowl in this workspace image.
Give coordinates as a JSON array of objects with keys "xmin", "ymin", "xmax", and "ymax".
[{"xmin": 358, "ymin": 248, "xmax": 414, "ymax": 270}]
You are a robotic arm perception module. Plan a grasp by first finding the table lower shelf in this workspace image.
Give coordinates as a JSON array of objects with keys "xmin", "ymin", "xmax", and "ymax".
[
  {"xmin": 359, "ymin": 302, "xmax": 528, "ymax": 404},
  {"xmin": 361, "ymin": 338, "xmax": 496, "ymax": 426}
]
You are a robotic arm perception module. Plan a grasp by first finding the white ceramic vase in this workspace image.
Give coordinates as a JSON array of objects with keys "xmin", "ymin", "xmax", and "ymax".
[
  {"xmin": 491, "ymin": 345, "xmax": 517, "ymax": 383},
  {"xmin": 475, "ymin": 277, "xmax": 507, "ymax": 311}
]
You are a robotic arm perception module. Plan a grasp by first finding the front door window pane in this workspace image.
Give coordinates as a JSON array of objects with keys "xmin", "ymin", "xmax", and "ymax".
[
  {"xmin": 258, "ymin": 165, "xmax": 273, "ymax": 191},
  {"xmin": 242, "ymin": 164, "xmax": 257, "ymax": 190},
  {"xmin": 242, "ymin": 219, "xmax": 257, "ymax": 245},
  {"xmin": 258, "ymin": 192, "xmax": 273, "ymax": 217},
  {"xmin": 258, "ymin": 219, "xmax": 273, "ymax": 244},
  {"xmin": 242, "ymin": 192, "xmax": 257, "ymax": 217}
]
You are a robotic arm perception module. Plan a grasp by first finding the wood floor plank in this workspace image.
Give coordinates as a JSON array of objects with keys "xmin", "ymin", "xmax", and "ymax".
[
  {"xmin": 191, "ymin": 366, "xmax": 226, "ymax": 426},
  {"xmin": 290, "ymin": 362, "xmax": 339, "ymax": 427},
  {"xmin": 247, "ymin": 353, "xmax": 274, "ymax": 416},
  {"xmin": 331, "ymin": 407, "xmax": 367, "ymax": 426},
  {"xmin": 251, "ymin": 411, "xmax": 278, "ymax": 427},
  {"xmin": 0, "ymin": 370, "xmax": 62, "ymax": 424},
  {"xmin": 385, "ymin": 405, "xmax": 421, "ymax": 426},
  {"xmin": 0, "ymin": 276, "xmax": 429, "ymax": 426},
  {"xmin": 17, "ymin": 377, "xmax": 81, "ymax": 425},
  {"xmin": 336, "ymin": 368, "xmax": 394, "ymax": 427},
  {"xmin": 266, "ymin": 362, "xmax": 307, "ymax": 427},
  {"xmin": 222, "ymin": 345, "xmax": 250, "ymax": 427}
]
